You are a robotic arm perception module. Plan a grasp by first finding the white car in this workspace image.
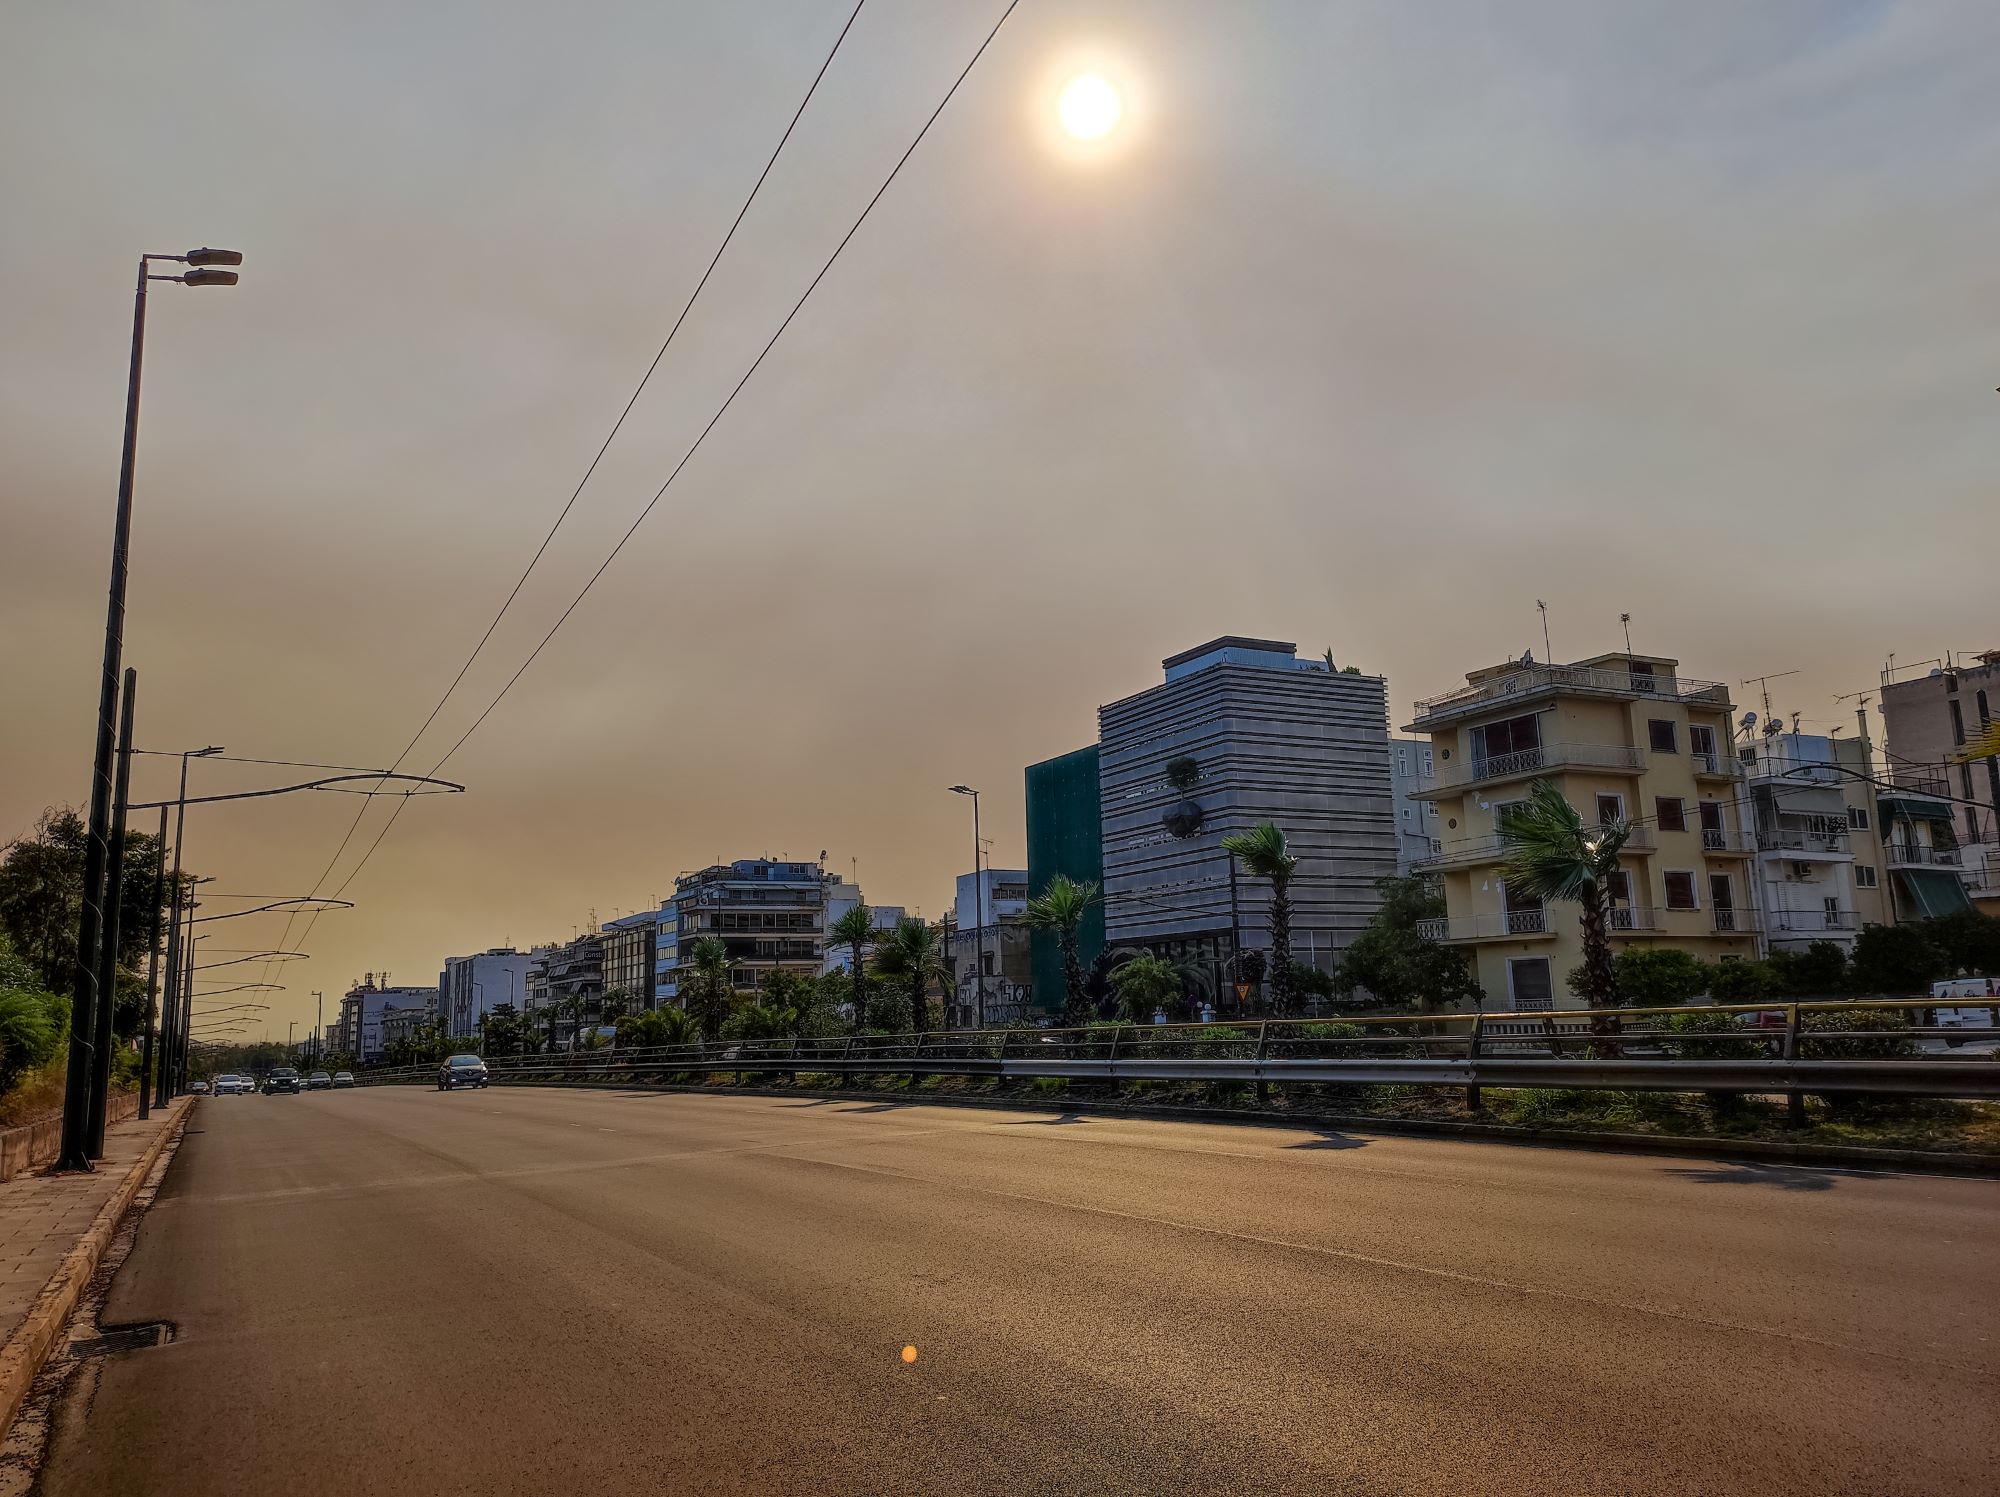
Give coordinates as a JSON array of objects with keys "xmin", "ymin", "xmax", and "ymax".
[
  {"xmin": 213, "ymin": 1074, "xmax": 244, "ymax": 1095},
  {"xmin": 1931, "ymin": 977, "xmax": 1998, "ymax": 1047}
]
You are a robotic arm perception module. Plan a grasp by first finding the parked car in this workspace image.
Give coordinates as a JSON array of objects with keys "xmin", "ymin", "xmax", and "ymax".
[
  {"xmin": 331, "ymin": 1071, "xmax": 356, "ymax": 1089},
  {"xmin": 263, "ymin": 1068, "xmax": 302, "ymax": 1095},
  {"xmin": 305, "ymin": 1071, "xmax": 334, "ymax": 1091},
  {"xmin": 437, "ymin": 1054, "xmax": 489, "ymax": 1090}
]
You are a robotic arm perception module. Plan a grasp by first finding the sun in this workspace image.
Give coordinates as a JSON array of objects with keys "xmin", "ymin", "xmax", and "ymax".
[{"xmin": 1057, "ymin": 73, "xmax": 1122, "ymax": 141}]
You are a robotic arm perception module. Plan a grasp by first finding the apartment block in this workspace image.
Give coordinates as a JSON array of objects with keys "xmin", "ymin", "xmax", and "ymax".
[
  {"xmin": 1390, "ymin": 735, "xmax": 1440, "ymax": 875},
  {"xmin": 1737, "ymin": 731, "xmax": 1891, "ymax": 951},
  {"xmin": 670, "ymin": 858, "xmax": 827, "ymax": 996},
  {"xmin": 1878, "ymin": 651, "xmax": 2000, "ymax": 916},
  {"xmin": 1406, "ymin": 652, "xmax": 1757, "ymax": 1011},
  {"xmin": 599, "ymin": 911, "xmax": 659, "ymax": 1012},
  {"xmin": 438, "ymin": 948, "xmax": 536, "ymax": 1039}
]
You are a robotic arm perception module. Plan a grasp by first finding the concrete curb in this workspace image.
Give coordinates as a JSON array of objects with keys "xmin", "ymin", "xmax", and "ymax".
[
  {"xmin": 0, "ymin": 1098, "xmax": 191, "ymax": 1436},
  {"xmin": 509, "ymin": 1076, "xmax": 2000, "ymax": 1177}
]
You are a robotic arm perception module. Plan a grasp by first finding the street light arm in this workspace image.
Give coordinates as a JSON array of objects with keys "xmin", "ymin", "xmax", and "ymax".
[
  {"xmin": 193, "ymin": 897, "xmax": 353, "ymax": 924},
  {"xmin": 129, "ymin": 771, "xmax": 466, "ymax": 812}
]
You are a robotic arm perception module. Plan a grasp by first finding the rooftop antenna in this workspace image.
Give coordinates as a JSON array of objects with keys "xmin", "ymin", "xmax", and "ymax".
[
  {"xmin": 1536, "ymin": 600, "xmax": 1552, "ymax": 663},
  {"xmin": 1620, "ymin": 612, "xmax": 1632, "ymax": 655},
  {"xmin": 1740, "ymin": 670, "xmax": 1800, "ymax": 721}
]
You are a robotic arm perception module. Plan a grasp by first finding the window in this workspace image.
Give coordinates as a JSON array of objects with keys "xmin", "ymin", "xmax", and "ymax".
[
  {"xmin": 1630, "ymin": 660, "xmax": 1658, "ymax": 692},
  {"xmin": 1421, "ymin": 748, "xmax": 1434, "ymax": 776},
  {"xmin": 1708, "ymin": 874, "xmax": 1733, "ymax": 907},
  {"xmin": 1606, "ymin": 870, "xmax": 1632, "ymax": 904},
  {"xmin": 1472, "ymin": 713, "xmax": 1541, "ymax": 764},
  {"xmin": 1595, "ymin": 794, "xmax": 1624, "ymax": 825},
  {"xmin": 1664, "ymin": 871, "xmax": 1698, "ymax": 910},
  {"xmin": 1699, "ymin": 801, "xmax": 1724, "ymax": 832},
  {"xmin": 1397, "ymin": 747, "xmax": 1409, "ymax": 775},
  {"xmin": 1980, "ymin": 690, "xmax": 1992, "ymax": 729},
  {"xmin": 1493, "ymin": 798, "xmax": 1530, "ymax": 833},
  {"xmin": 1508, "ymin": 957, "xmax": 1554, "ymax": 1012},
  {"xmin": 1847, "ymin": 805, "xmax": 1870, "ymax": 830},
  {"xmin": 1648, "ymin": 719, "xmax": 1679, "ymax": 753},
  {"xmin": 1856, "ymin": 866, "xmax": 1879, "ymax": 889},
  {"xmin": 1689, "ymin": 723, "xmax": 1716, "ymax": 759},
  {"xmin": 1949, "ymin": 699, "xmax": 1966, "ymax": 746},
  {"xmin": 1655, "ymin": 796, "xmax": 1687, "ymax": 832}
]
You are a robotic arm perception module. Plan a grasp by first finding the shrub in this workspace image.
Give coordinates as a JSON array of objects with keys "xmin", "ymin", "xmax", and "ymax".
[
  {"xmin": 1849, "ymin": 924, "xmax": 1947, "ymax": 995},
  {"xmin": 0, "ymin": 986, "xmax": 68, "ymax": 1094},
  {"xmin": 1799, "ymin": 1006, "xmax": 1918, "ymax": 1061},
  {"xmin": 1649, "ymin": 1008, "xmax": 1764, "ymax": 1059},
  {"xmin": 1707, "ymin": 959, "xmax": 1780, "ymax": 1002},
  {"xmin": 1610, "ymin": 948, "xmax": 1708, "ymax": 1006}
]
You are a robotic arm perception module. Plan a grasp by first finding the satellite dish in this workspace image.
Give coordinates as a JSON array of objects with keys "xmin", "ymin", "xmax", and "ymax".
[
  {"xmin": 1741, "ymin": 711, "xmax": 1758, "ymax": 729},
  {"xmin": 1762, "ymin": 719, "xmax": 1783, "ymax": 737}
]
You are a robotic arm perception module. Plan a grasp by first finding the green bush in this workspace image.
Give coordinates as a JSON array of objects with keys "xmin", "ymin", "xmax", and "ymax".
[
  {"xmin": 1610, "ymin": 948, "xmax": 1708, "ymax": 1006},
  {"xmin": 1799, "ymin": 1007, "xmax": 1918, "ymax": 1061},
  {"xmin": 1707, "ymin": 959, "xmax": 1781, "ymax": 1002},
  {"xmin": 1649, "ymin": 1008, "xmax": 1764, "ymax": 1059},
  {"xmin": 0, "ymin": 986, "xmax": 69, "ymax": 1094}
]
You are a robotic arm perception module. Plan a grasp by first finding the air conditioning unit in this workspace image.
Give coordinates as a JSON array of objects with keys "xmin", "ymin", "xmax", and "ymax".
[{"xmin": 1790, "ymin": 862, "xmax": 1814, "ymax": 881}]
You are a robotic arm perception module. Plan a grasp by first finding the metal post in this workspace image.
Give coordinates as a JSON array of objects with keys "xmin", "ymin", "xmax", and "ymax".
[
  {"xmin": 87, "ymin": 668, "xmax": 139, "ymax": 1158},
  {"xmin": 137, "ymin": 806, "xmax": 167, "ymax": 1121},
  {"xmin": 58, "ymin": 264, "xmax": 151, "ymax": 1172},
  {"xmin": 970, "ymin": 790, "xmax": 989, "ymax": 1030},
  {"xmin": 1254, "ymin": 1018, "xmax": 1271, "ymax": 1106},
  {"xmin": 1464, "ymin": 1013, "xmax": 1484, "ymax": 1112},
  {"xmin": 1783, "ymin": 1002, "xmax": 1805, "ymax": 1126}
]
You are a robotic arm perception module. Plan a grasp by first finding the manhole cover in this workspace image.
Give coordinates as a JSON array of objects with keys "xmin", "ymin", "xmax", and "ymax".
[{"xmin": 67, "ymin": 1321, "xmax": 175, "ymax": 1358}]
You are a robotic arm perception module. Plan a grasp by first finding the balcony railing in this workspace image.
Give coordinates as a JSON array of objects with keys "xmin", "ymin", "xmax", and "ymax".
[
  {"xmin": 1689, "ymin": 751, "xmax": 1742, "ymax": 779},
  {"xmin": 1885, "ymin": 843, "xmax": 1962, "ymax": 867},
  {"xmin": 1607, "ymin": 906, "xmax": 1661, "ymax": 932},
  {"xmin": 1411, "ymin": 665, "xmax": 1729, "ymax": 725},
  {"xmin": 1426, "ymin": 742, "xmax": 1646, "ymax": 793},
  {"xmin": 1414, "ymin": 824, "xmax": 1657, "ymax": 873},
  {"xmin": 1757, "ymin": 829, "xmax": 1849, "ymax": 855},
  {"xmin": 1712, "ymin": 908, "xmax": 1746, "ymax": 933},
  {"xmin": 1416, "ymin": 908, "xmax": 1551, "ymax": 942},
  {"xmin": 1770, "ymin": 909, "xmax": 1856, "ymax": 934},
  {"xmin": 1700, "ymin": 827, "xmax": 1754, "ymax": 854}
]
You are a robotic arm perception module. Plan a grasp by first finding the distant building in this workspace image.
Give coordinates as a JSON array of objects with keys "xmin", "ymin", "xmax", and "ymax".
[
  {"xmin": 379, "ymin": 1002, "xmax": 436, "ymax": 1051},
  {"xmin": 1878, "ymin": 651, "xmax": 2000, "ymax": 917},
  {"xmin": 1390, "ymin": 736, "xmax": 1440, "ymax": 876},
  {"xmin": 669, "ymin": 859, "xmax": 827, "ymax": 997},
  {"xmin": 1099, "ymin": 637, "xmax": 1397, "ymax": 1009},
  {"xmin": 1025, "ymin": 744, "xmax": 1105, "ymax": 1017},
  {"xmin": 599, "ymin": 912, "xmax": 659, "ymax": 1014},
  {"xmin": 339, "ymin": 976, "xmax": 439, "ymax": 1062},
  {"xmin": 531, "ymin": 932, "xmax": 606, "ymax": 1038},
  {"xmin": 1406, "ymin": 651, "xmax": 1757, "ymax": 1011},
  {"xmin": 438, "ymin": 949, "xmax": 536, "ymax": 1040},
  {"xmin": 820, "ymin": 877, "xmax": 904, "ymax": 976},
  {"xmin": 950, "ymin": 868, "xmax": 1031, "ymax": 1027}
]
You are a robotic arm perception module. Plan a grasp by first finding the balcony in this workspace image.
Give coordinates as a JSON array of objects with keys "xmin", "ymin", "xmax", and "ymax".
[
  {"xmin": 1700, "ymin": 826, "xmax": 1756, "ymax": 856},
  {"xmin": 1768, "ymin": 908, "xmax": 1857, "ymax": 935},
  {"xmin": 1416, "ymin": 909, "xmax": 1554, "ymax": 943},
  {"xmin": 1689, "ymin": 751, "xmax": 1743, "ymax": 781},
  {"xmin": 1607, "ymin": 906, "xmax": 1662, "ymax": 932},
  {"xmin": 1885, "ymin": 843, "xmax": 1962, "ymax": 868},
  {"xmin": 1711, "ymin": 908, "xmax": 1752, "ymax": 933},
  {"xmin": 1414, "ymin": 824, "xmax": 1657, "ymax": 873},
  {"xmin": 1421, "ymin": 742, "xmax": 1647, "ymax": 796},
  {"xmin": 1756, "ymin": 828, "xmax": 1849, "ymax": 857},
  {"xmin": 1409, "ymin": 665, "xmax": 1729, "ymax": 730}
]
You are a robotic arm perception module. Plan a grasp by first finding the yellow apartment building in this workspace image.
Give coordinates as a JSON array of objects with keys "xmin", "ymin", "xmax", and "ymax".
[{"xmin": 1404, "ymin": 652, "xmax": 1760, "ymax": 1011}]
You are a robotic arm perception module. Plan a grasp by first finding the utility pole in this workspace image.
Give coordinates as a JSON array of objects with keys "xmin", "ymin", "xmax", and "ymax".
[
  {"xmin": 949, "ymin": 787, "xmax": 988, "ymax": 1029},
  {"xmin": 137, "ymin": 805, "xmax": 167, "ymax": 1121},
  {"xmin": 85, "ymin": 668, "xmax": 139, "ymax": 1160}
]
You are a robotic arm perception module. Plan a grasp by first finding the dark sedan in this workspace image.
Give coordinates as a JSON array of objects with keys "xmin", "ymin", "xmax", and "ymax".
[
  {"xmin": 263, "ymin": 1068, "xmax": 301, "ymax": 1095},
  {"xmin": 437, "ymin": 1054, "xmax": 489, "ymax": 1091}
]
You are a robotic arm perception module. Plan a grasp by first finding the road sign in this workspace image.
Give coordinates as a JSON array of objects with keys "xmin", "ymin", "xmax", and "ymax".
[{"xmin": 1234, "ymin": 983, "xmax": 1252, "ymax": 1003}]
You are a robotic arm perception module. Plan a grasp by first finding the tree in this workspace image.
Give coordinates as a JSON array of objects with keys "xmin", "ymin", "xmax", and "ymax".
[
  {"xmin": 0, "ymin": 806, "xmax": 177, "ymax": 1019},
  {"xmin": 1111, "ymin": 954, "xmax": 1183, "ymax": 1022},
  {"xmin": 1499, "ymin": 780, "xmax": 1629, "ymax": 1011},
  {"xmin": 1766, "ymin": 940, "xmax": 1849, "ymax": 998},
  {"xmin": 871, "ymin": 918, "xmax": 946, "ymax": 1036},
  {"xmin": 1605, "ymin": 948, "xmax": 1706, "ymax": 1007},
  {"xmin": 1707, "ymin": 959, "xmax": 1780, "ymax": 1002},
  {"xmin": 1922, "ymin": 911, "xmax": 2000, "ymax": 978},
  {"xmin": 0, "ymin": 938, "xmax": 69, "ymax": 1096},
  {"xmin": 615, "ymin": 1005, "xmax": 699, "ymax": 1049},
  {"xmin": 480, "ymin": 1002, "xmax": 527, "ymax": 1056},
  {"xmin": 828, "ymin": 903, "xmax": 875, "ymax": 1035},
  {"xmin": 1022, "ymin": 875, "xmax": 1100, "ymax": 1024},
  {"xmin": 599, "ymin": 988, "xmax": 636, "ymax": 1025},
  {"xmin": 1221, "ymin": 823, "xmax": 1299, "ymax": 1014},
  {"xmin": 1336, "ymin": 876, "xmax": 1483, "ymax": 1011},
  {"xmin": 685, "ymin": 938, "xmax": 733, "ymax": 1042},
  {"xmin": 1850, "ymin": 923, "xmax": 1947, "ymax": 995}
]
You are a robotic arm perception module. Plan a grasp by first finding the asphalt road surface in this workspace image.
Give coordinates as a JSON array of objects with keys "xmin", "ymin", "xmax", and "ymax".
[{"xmin": 35, "ymin": 1087, "xmax": 2000, "ymax": 1496}]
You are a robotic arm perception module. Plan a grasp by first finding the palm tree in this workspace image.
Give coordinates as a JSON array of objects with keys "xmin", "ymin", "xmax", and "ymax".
[
  {"xmin": 1221, "ymin": 823, "xmax": 1298, "ymax": 1014},
  {"xmin": 828, "ymin": 903, "xmax": 875, "ymax": 1033},
  {"xmin": 1111, "ymin": 953, "xmax": 1183, "ymax": 1023},
  {"xmin": 1022, "ymin": 875, "xmax": 1099, "ymax": 1024},
  {"xmin": 872, "ymin": 917, "xmax": 947, "ymax": 1038},
  {"xmin": 1499, "ymin": 779, "xmax": 1630, "ymax": 1015},
  {"xmin": 687, "ymin": 937, "xmax": 733, "ymax": 1042}
]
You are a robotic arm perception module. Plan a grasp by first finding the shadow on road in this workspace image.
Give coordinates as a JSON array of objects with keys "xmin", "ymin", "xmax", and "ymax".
[
  {"xmin": 1666, "ymin": 1162, "xmax": 1838, "ymax": 1192},
  {"xmin": 1285, "ymin": 1129, "xmax": 1369, "ymax": 1152},
  {"xmin": 1000, "ymin": 1110, "xmax": 1088, "ymax": 1126},
  {"xmin": 835, "ymin": 1102, "xmax": 914, "ymax": 1115}
]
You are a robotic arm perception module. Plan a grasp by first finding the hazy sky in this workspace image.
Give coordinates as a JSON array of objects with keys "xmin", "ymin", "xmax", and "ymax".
[{"xmin": 4, "ymin": 1, "xmax": 1996, "ymax": 1039}]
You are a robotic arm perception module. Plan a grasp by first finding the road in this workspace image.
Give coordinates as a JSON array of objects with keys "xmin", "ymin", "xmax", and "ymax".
[{"xmin": 35, "ymin": 1086, "xmax": 2000, "ymax": 1496}]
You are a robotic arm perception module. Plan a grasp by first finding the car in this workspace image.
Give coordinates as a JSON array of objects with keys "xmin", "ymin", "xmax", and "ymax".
[
  {"xmin": 212, "ymin": 1074, "xmax": 243, "ymax": 1095},
  {"xmin": 263, "ymin": 1068, "xmax": 302, "ymax": 1095},
  {"xmin": 190, "ymin": 1080, "xmax": 210, "ymax": 1094},
  {"xmin": 437, "ymin": 1054, "xmax": 489, "ymax": 1090},
  {"xmin": 331, "ymin": 1072, "xmax": 356, "ymax": 1089},
  {"xmin": 305, "ymin": 1071, "xmax": 334, "ymax": 1091}
]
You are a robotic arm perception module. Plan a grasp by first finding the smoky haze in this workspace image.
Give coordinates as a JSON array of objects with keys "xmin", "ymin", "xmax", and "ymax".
[{"xmin": 3, "ymin": 0, "xmax": 1996, "ymax": 1036}]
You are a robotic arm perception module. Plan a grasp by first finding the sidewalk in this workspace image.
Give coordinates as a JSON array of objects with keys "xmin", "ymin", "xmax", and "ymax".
[{"xmin": 0, "ymin": 1099, "xmax": 190, "ymax": 1434}]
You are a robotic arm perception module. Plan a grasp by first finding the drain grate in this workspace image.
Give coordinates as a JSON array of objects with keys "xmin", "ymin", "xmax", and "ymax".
[{"xmin": 67, "ymin": 1321, "xmax": 175, "ymax": 1358}]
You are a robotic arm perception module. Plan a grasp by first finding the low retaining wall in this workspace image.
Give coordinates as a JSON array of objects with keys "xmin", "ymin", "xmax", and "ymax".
[{"xmin": 0, "ymin": 1091, "xmax": 141, "ymax": 1183}]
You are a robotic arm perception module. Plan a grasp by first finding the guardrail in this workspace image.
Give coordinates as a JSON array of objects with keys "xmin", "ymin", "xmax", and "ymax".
[{"xmin": 355, "ymin": 1000, "xmax": 2000, "ymax": 1103}]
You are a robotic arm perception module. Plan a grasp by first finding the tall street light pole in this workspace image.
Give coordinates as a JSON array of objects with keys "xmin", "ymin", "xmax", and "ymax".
[
  {"xmin": 58, "ymin": 248, "xmax": 241, "ymax": 1172},
  {"xmin": 83, "ymin": 668, "xmax": 139, "ymax": 1158},
  {"xmin": 154, "ymin": 745, "xmax": 223, "ymax": 1109},
  {"xmin": 949, "ymin": 786, "xmax": 988, "ymax": 1029},
  {"xmin": 137, "ymin": 805, "xmax": 167, "ymax": 1121}
]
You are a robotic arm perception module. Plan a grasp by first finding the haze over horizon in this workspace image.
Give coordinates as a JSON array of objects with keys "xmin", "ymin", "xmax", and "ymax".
[{"xmin": 4, "ymin": 0, "xmax": 1996, "ymax": 1039}]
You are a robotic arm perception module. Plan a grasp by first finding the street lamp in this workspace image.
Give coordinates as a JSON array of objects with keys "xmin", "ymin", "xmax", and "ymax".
[
  {"xmin": 59, "ymin": 250, "xmax": 241, "ymax": 1172},
  {"xmin": 948, "ymin": 786, "xmax": 988, "ymax": 1029}
]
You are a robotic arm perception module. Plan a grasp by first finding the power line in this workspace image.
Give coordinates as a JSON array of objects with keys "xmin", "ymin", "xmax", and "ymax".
[
  {"xmin": 303, "ymin": 0, "xmax": 1021, "ymax": 924},
  {"xmin": 267, "ymin": 1, "xmax": 872, "ymax": 976}
]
